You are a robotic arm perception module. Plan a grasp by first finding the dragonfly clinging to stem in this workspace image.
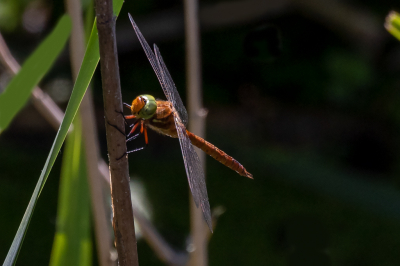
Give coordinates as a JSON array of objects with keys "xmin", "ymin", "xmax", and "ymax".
[{"xmin": 125, "ymin": 13, "xmax": 253, "ymax": 231}]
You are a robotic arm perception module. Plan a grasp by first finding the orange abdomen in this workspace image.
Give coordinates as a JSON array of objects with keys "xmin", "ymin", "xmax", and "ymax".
[{"xmin": 187, "ymin": 130, "xmax": 253, "ymax": 179}]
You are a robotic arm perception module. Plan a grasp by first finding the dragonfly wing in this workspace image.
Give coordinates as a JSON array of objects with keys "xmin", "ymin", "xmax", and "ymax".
[
  {"xmin": 128, "ymin": 14, "xmax": 164, "ymax": 93},
  {"xmin": 129, "ymin": 14, "xmax": 210, "ymax": 229},
  {"xmin": 174, "ymin": 116, "xmax": 212, "ymax": 231},
  {"xmin": 153, "ymin": 44, "xmax": 188, "ymax": 126},
  {"xmin": 128, "ymin": 14, "xmax": 188, "ymax": 126}
]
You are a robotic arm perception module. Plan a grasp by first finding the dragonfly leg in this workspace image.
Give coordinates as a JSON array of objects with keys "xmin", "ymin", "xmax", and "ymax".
[
  {"xmin": 126, "ymin": 133, "xmax": 140, "ymax": 142},
  {"xmin": 140, "ymin": 120, "xmax": 144, "ymax": 133},
  {"xmin": 126, "ymin": 120, "xmax": 149, "ymax": 153},
  {"xmin": 117, "ymin": 144, "xmax": 146, "ymax": 160},
  {"xmin": 144, "ymin": 124, "xmax": 148, "ymax": 145},
  {"xmin": 127, "ymin": 120, "xmax": 141, "ymax": 137},
  {"xmin": 114, "ymin": 109, "xmax": 130, "ymax": 125},
  {"xmin": 123, "ymin": 102, "xmax": 132, "ymax": 109},
  {"xmin": 139, "ymin": 121, "xmax": 149, "ymax": 146},
  {"xmin": 117, "ymin": 136, "xmax": 146, "ymax": 160},
  {"xmin": 122, "ymin": 135, "xmax": 147, "ymax": 159},
  {"xmin": 125, "ymin": 115, "xmax": 136, "ymax": 120},
  {"xmin": 106, "ymin": 120, "xmax": 125, "ymax": 137},
  {"xmin": 127, "ymin": 147, "xmax": 145, "ymax": 154},
  {"xmin": 120, "ymin": 121, "xmax": 147, "ymax": 160}
]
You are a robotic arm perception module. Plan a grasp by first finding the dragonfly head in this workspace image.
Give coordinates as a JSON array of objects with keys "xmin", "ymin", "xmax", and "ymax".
[{"xmin": 131, "ymin": 95, "xmax": 157, "ymax": 119}]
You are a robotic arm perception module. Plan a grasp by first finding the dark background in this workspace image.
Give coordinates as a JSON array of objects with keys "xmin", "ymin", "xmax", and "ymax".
[{"xmin": 2, "ymin": 0, "xmax": 400, "ymax": 265}]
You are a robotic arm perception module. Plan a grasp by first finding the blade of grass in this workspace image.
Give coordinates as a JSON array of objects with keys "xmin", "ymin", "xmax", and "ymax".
[
  {"xmin": 0, "ymin": 23, "xmax": 190, "ymax": 266},
  {"xmin": 49, "ymin": 114, "xmax": 92, "ymax": 266},
  {"xmin": 2, "ymin": 1, "xmax": 123, "ymax": 264},
  {"xmin": 0, "ymin": 15, "xmax": 71, "ymax": 133},
  {"xmin": 65, "ymin": 0, "xmax": 113, "ymax": 264}
]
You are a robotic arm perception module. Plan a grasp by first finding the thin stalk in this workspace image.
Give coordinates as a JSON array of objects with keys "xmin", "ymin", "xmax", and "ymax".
[
  {"xmin": 94, "ymin": 0, "xmax": 139, "ymax": 265},
  {"xmin": 65, "ymin": 0, "xmax": 114, "ymax": 265},
  {"xmin": 0, "ymin": 30, "xmax": 188, "ymax": 266},
  {"xmin": 183, "ymin": 0, "xmax": 209, "ymax": 265},
  {"xmin": 0, "ymin": 34, "xmax": 66, "ymax": 130}
]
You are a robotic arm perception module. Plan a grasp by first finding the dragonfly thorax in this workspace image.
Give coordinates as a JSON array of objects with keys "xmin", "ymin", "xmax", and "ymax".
[{"xmin": 131, "ymin": 94, "xmax": 157, "ymax": 119}]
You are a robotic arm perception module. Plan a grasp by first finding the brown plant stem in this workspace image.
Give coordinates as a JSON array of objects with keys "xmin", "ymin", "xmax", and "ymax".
[
  {"xmin": 0, "ymin": 30, "xmax": 192, "ymax": 266},
  {"xmin": 183, "ymin": 0, "xmax": 209, "ymax": 265},
  {"xmin": 94, "ymin": 1, "xmax": 139, "ymax": 265}
]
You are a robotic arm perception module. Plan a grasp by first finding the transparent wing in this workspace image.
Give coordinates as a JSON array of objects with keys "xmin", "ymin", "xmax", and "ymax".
[
  {"xmin": 175, "ymin": 116, "xmax": 212, "ymax": 231},
  {"xmin": 128, "ymin": 13, "xmax": 188, "ymax": 126},
  {"xmin": 129, "ymin": 13, "xmax": 211, "ymax": 230},
  {"xmin": 153, "ymin": 44, "xmax": 188, "ymax": 126}
]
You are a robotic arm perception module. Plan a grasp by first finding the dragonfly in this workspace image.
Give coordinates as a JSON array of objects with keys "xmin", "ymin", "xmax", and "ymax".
[{"xmin": 125, "ymin": 13, "xmax": 252, "ymax": 231}]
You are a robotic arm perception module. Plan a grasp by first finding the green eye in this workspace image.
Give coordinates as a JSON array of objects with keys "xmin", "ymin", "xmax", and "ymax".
[{"xmin": 139, "ymin": 95, "xmax": 157, "ymax": 119}]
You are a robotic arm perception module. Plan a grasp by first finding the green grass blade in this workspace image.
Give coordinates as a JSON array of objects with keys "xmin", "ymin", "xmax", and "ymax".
[
  {"xmin": 49, "ymin": 3, "xmax": 96, "ymax": 264},
  {"xmin": 84, "ymin": 0, "xmax": 95, "ymax": 42},
  {"xmin": 2, "ymin": 2, "xmax": 124, "ymax": 264},
  {"xmin": 0, "ymin": 15, "xmax": 71, "ymax": 133},
  {"xmin": 385, "ymin": 11, "xmax": 400, "ymax": 41},
  {"xmin": 49, "ymin": 115, "xmax": 92, "ymax": 266}
]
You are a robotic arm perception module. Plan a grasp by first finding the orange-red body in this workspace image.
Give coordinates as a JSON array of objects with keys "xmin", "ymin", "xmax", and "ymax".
[{"xmin": 135, "ymin": 100, "xmax": 253, "ymax": 179}]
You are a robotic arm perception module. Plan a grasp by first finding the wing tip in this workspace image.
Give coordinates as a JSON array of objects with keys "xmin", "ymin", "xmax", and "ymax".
[
  {"xmin": 128, "ymin": 13, "xmax": 138, "ymax": 30},
  {"xmin": 200, "ymin": 201, "xmax": 213, "ymax": 233}
]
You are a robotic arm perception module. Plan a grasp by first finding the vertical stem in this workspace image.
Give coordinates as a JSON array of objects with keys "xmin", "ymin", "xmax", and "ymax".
[
  {"xmin": 0, "ymin": 27, "xmax": 185, "ymax": 266},
  {"xmin": 65, "ymin": 0, "xmax": 114, "ymax": 265},
  {"xmin": 94, "ymin": 1, "xmax": 139, "ymax": 265},
  {"xmin": 184, "ymin": 0, "xmax": 208, "ymax": 265}
]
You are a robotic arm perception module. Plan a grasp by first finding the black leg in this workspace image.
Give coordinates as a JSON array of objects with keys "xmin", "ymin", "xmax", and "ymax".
[
  {"xmin": 115, "ymin": 109, "xmax": 128, "ymax": 125},
  {"xmin": 117, "ymin": 152, "xmax": 126, "ymax": 160},
  {"xmin": 119, "ymin": 119, "xmax": 147, "ymax": 160},
  {"xmin": 107, "ymin": 120, "xmax": 125, "ymax": 137}
]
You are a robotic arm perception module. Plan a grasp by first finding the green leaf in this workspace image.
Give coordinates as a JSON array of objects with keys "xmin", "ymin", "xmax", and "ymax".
[
  {"xmin": 49, "ymin": 115, "xmax": 92, "ymax": 266},
  {"xmin": 49, "ymin": 4, "xmax": 96, "ymax": 265},
  {"xmin": 2, "ymin": 2, "xmax": 124, "ymax": 264},
  {"xmin": 0, "ymin": 15, "xmax": 71, "ymax": 133},
  {"xmin": 385, "ymin": 11, "xmax": 400, "ymax": 41}
]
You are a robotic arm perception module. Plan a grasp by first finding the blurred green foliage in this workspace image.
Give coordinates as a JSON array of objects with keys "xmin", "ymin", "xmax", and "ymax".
[
  {"xmin": 49, "ymin": 115, "xmax": 92, "ymax": 266},
  {"xmin": 0, "ymin": 0, "xmax": 21, "ymax": 32},
  {"xmin": 2, "ymin": 0, "xmax": 400, "ymax": 266},
  {"xmin": 1, "ymin": 15, "xmax": 71, "ymax": 266},
  {"xmin": 386, "ymin": 11, "xmax": 400, "ymax": 41},
  {"xmin": 1, "ymin": 0, "xmax": 125, "ymax": 263},
  {"xmin": 0, "ymin": 15, "xmax": 71, "ymax": 132}
]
